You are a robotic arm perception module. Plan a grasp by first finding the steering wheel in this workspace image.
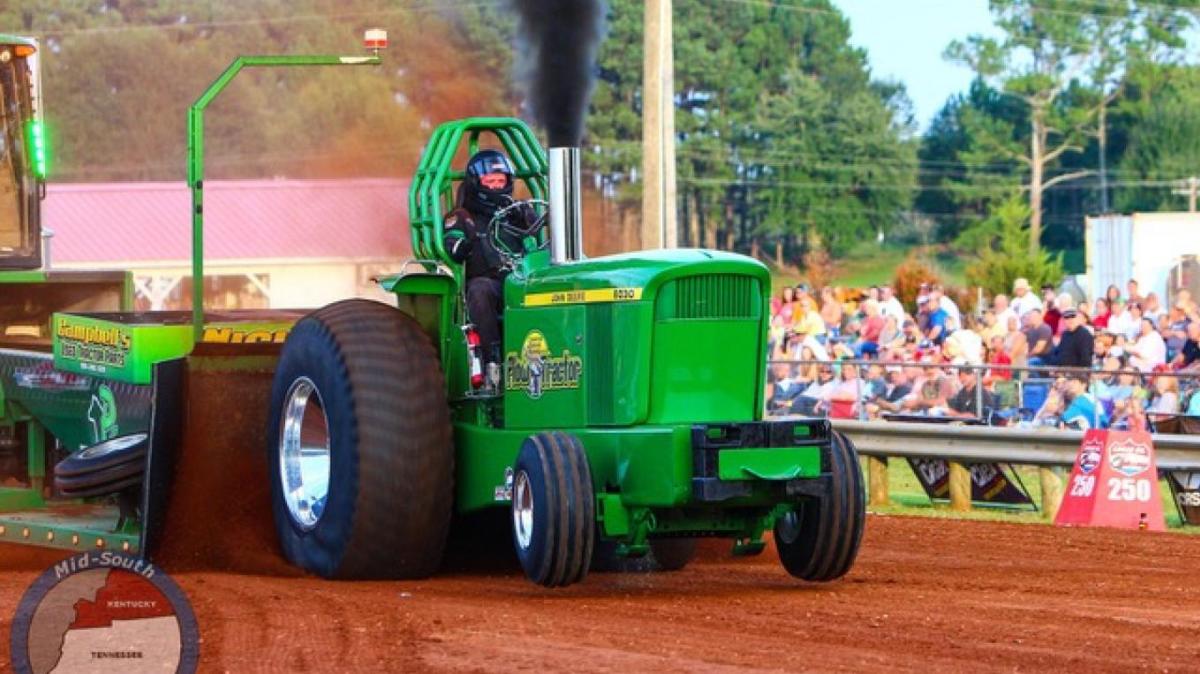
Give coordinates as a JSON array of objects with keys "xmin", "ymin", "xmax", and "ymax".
[{"xmin": 489, "ymin": 198, "xmax": 548, "ymax": 269}]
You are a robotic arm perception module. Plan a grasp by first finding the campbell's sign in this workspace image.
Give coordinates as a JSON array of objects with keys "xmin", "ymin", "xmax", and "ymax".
[{"xmin": 1108, "ymin": 440, "xmax": 1152, "ymax": 477}]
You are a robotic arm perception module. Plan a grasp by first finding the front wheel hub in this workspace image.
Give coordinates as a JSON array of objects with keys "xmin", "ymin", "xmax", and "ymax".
[{"xmin": 512, "ymin": 470, "xmax": 534, "ymax": 550}]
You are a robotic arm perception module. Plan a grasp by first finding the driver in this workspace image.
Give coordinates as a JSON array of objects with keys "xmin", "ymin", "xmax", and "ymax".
[{"xmin": 442, "ymin": 149, "xmax": 536, "ymax": 369}]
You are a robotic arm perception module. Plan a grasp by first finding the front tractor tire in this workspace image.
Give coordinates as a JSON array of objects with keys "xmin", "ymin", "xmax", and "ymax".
[
  {"xmin": 266, "ymin": 299, "xmax": 454, "ymax": 579},
  {"xmin": 775, "ymin": 430, "xmax": 865, "ymax": 582},
  {"xmin": 511, "ymin": 432, "xmax": 595, "ymax": 587}
]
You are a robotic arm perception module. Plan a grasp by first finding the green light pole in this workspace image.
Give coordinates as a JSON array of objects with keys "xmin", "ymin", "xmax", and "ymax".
[{"xmin": 187, "ymin": 42, "xmax": 384, "ymax": 341}]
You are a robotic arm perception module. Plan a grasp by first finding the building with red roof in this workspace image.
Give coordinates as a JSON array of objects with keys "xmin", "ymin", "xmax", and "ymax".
[{"xmin": 45, "ymin": 179, "xmax": 412, "ymax": 309}]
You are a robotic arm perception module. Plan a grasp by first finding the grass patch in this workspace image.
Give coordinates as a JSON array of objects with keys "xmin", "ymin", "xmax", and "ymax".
[
  {"xmin": 862, "ymin": 458, "xmax": 1198, "ymax": 532},
  {"xmin": 767, "ymin": 243, "xmax": 969, "ymax": 292}
]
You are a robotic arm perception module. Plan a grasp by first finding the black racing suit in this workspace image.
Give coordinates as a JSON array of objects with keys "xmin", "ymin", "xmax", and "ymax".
[{"xmin": 442, "ymin": 203, "xmax": 535, "ymax": 364}]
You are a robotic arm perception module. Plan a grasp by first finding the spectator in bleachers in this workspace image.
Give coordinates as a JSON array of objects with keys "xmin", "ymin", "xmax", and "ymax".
[
  {"xmin": 1144, "ymin": 292, "xmax": 1165, "ymax": 323},
  {"xmin": 865, "ymin": 366, "xmax": 914, "ymax": 418},
  {"xmin": 1075, "ymin": 300, "xmax": 1091, "ymax": 328},
  {"xmin": 924, "ymin": 294, "xmax": 950, "ymax": 345},
  {"xmin": 1006, "ymin": 321, "xmax": 1029, "ymax": 368},
  {"xmin": 902, "ymin": 363, "xmax": 955, "ymax": 414},
  {"xmin": 1112, "ymin": 394, "xmax": 1148, "ymax": 431},
  {"xmin": 1127, "ymin": 317, "xmax": 1167, "ymax": 372},
  {"xmin": 1061, "ymin": 375, "xmax": 1107, "ymax": 429},
  {"xmin": 1165, "ymin": 306, "xmax": 1190, "ymax": 361},
  {"xmin": 820, "ymin": 286, "xmax": 843, "ymax": 339},
  {"xmin": 986, "ymin": 334, "xmax": 1013, "ymax": 380},
  {"xmin": 1173, "ymin": 322, "xmax": 1200, "ymax": 371},
  {"xmin": 1054, "ymin": 293, "xmax": 1077, "ymax": 334},
  {"xmin": 1032, "ymin": 390, "xmax": 1064, "ymax": 427},
  {"xmin": 1011, "ymin": 278, "xmax": 1043, "ymax": 317},
  {"xmin": 771, "ymin": 286, "xmax": 795, "ymax": 319},
  {"xmin": 1042, "ymin": 285, "xmax": 1062, "ymax": 334},
  {"xmin": 794, "ymin": 295, "xmax": 826, "ymax": 343},
  {"xmin": 766, "ymin": 362, "xmax": 805, "ymax": 415},
  {"xmin": 1110, "ymin": 301, "xmax": 1143, "ymax": 341},
  {"xmin": 979, "ymin": 308, "xmax": 1005, "ymax": 342},
  {"xmin": 1023, "ymin": 308, "xmax": 1053, "ymax": 364},
  {"xmin": 943, "ymin": 315, "xmax": 984, "ymax": 364},
  {"xmin": 993, "ymin": 293, "xmax": 1017, "ymax": 330},
  {"xmin": 1093, "ymin": 355, "xmax": 1124, "ymax": 399},
  {"xmin": 791, "ymin": 364, "xmax": 836, "ymax": 416},
  {"xmin": 857, "ymin": 299, "xmax": 885, "ymax": 358},
  {"xmin": 879, "ymin": 285, "xmax": 906, "ymax": 321},
  {"xmin": 931, "ymin": 284, "xmax": 962, "ymax": 327},
  {"xmin": 1107, "ymin": 367, "xmax": 1149, "ymax": 429},
  {"xmin": 879, "ymin": 314, "xmax": 901, "ymax": 351},
  {"xmin": 794, "ymin": 346, "xmax": 821, "ymax": 384},
  {"xmin": 1185, "ymin": 389, "xmax": 1200, "ymax": 415},
  {"xmin": 1092, "ymin": 298, "xmax": 1112, "ymax": 330},
  {"xmin": 945, "ymin": 367, "xmax": 996, "ymax": 419},
  {"xmin": 824, "ymin": 361, "xmax": 864, "ymax": 418},
  {"xmin": 1045, "ymin": 309, "xmax": 1093, "ymax": 368},
  {"xmin": 1106, "ymin": 284, "xmax": 1122, "ymax": 307},
  {"xmin": 1147, "ymin": 374, "xmax": 1180, "ymax": 415},
  {"xmin": 1127, "ymin": 279, "xmax": 1143, "ymax": 306},
  {"xmin": 862, "ymin": 362, "xmax": 886, "ymax": 397}
]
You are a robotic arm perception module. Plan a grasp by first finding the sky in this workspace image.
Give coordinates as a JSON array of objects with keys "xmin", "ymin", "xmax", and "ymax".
[{"xmin": 835, "ymin": 0, "xmax": 997, "ymax": 133}]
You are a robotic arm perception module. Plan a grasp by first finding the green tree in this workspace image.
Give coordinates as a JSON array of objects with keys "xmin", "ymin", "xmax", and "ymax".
[
  {"xmin": 586, "ymin": 0, "xmax": 915, "ymax": 261},
  {"xmin": 916, "ymin": 79, "xmax": 1026, "ymax": 242},
  {"xmin": 1115, "ymin": 65, "xmax": 1200, "ymax": 212},
  {"xmin": 945, "ymin": 0, "xmax": 1199, "ymax": 252},
  {"xmin": 8, "ymin": 0, "xmax": 515, "ymax": 181},
  {"xmin": 963, "ymin": 196, "xmax": 1064, "ymax": 296}
]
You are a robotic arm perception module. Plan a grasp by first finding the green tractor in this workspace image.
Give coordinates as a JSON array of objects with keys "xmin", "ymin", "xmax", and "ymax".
[
  {"xmin": 0, "ymin": 41, "xmax": 864, "ymax": 587},
  {"xmin": 262, "ymin": 118, "xmax": 866, "ymax": 585}
]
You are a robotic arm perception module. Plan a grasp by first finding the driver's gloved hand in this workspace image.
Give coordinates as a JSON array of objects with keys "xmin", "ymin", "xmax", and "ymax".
[{"xmin": 443, "ymin": 208, "xmax": 476, "ymax": 263}]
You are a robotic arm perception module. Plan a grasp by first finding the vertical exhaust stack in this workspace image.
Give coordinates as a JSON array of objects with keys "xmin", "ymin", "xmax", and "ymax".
[{"xmin": 548, "ymin": 147, "xmax": 584, "ymax": 264}]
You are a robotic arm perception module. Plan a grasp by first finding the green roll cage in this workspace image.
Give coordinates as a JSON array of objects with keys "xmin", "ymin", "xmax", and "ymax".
[{"xmin": 408, "ymin": 117, "xmax": 549, "ymax": 284}]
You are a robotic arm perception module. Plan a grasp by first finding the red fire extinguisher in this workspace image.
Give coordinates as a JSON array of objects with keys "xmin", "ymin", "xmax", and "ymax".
[{"xmin": 463, "ymin": 325, "xmax": 484, "ymax": 389}]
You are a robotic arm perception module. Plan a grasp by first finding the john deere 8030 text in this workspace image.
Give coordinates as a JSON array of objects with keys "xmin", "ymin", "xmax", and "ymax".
[{"xmin": 0, "ymin": 37, "xmax": 864, "ymax": 586}]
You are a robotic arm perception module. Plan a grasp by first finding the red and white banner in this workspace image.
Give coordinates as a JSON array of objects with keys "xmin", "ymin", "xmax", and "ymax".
[{"xmin": 1055, "ymin": 430, "xmax": 1165, "ymax": 531}]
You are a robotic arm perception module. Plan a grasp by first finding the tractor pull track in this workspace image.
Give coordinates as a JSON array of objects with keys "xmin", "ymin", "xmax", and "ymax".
[{"xmin": 4, "ymin": 515, "xmax": 1198, "ymax": 672}]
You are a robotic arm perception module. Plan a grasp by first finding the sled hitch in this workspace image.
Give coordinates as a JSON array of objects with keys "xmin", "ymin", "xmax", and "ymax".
[{"xmin": 690, "ymin": 419, "xmax": 832, "ymax": 503}]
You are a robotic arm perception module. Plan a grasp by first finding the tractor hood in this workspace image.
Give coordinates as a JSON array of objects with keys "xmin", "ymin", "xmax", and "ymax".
[
  {"xmin": 502, "ymin": 249, "xmax": 771, "ymax": 430},
  {"xmin": 508, "ymin": 248, "xmax": 770, "ymax": 309}
]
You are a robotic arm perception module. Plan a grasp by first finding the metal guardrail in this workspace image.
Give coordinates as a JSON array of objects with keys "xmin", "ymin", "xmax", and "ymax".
[{"xmin": 831, "ymin": 419, "xmax": 1200, "ymax": 471}]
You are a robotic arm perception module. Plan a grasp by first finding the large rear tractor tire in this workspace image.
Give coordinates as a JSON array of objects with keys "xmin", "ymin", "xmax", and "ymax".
[
  {"xmin": 267, "ymin": 299, "xmax": 454, "ymax": 579},
  {"xmin": 511, "ymin": 432, "xmax": 595, "ymax": 587},
  {"xmin": 775, "ymin": 430, "xmax": 865, "ymax": 582}
]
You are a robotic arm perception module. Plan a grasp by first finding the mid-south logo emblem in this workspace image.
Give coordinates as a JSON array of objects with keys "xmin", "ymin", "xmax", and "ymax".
[
  {"xmin": 10, "ymin": 552, "xmax": 199, "ymax": 674},
  {"xmin": 1079, "ymin": 439, "xmax": 1103, "ymax": 474},
  {"xmin": 504, "ymin": 330, "xmax": 582, "ymax": 399},
  {"xmin": 1108, "ymin": 439, "xmax": 1152, "ymax": 477}
]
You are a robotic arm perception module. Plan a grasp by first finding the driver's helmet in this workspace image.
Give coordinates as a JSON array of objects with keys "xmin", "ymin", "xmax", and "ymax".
[{"xmin": 464, "ymin": 149, "xmax": 515, "ymax": 212}]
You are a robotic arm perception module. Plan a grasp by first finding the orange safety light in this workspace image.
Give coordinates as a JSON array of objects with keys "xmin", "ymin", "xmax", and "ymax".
[
  {"xmin": 13, "ymin": 45, "xmax": 35, "ymax": 57},
  {"xmin": 364, "ymin": 29, "xmax": 388, "ymax": 50}
]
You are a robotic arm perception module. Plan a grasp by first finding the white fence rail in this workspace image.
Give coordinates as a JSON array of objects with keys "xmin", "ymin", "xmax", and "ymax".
[{"xmin": 831, "ymin": 419, "xmax": 1200, "ymax": 471}]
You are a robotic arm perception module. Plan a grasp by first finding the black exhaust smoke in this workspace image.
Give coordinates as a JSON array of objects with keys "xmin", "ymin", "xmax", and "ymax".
[{"xmin": 510, "ymin": 0, "xmax": 606, "ymax": 147}]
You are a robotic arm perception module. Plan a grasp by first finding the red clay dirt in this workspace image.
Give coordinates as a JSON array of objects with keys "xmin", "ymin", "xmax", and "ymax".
[
  {"xmin": 151, "ymin": 366, "xmax": 300, "ymax": 577},
  {"xmin": 3, "ymin": 515, "xmax": 1199, "ymax": 673}
]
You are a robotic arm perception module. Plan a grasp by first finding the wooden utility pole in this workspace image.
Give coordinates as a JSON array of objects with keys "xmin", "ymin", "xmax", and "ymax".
[
  {"xmin": 1172, "ymin": 177, "xmax": 1199, "ymax": 212},
  {"xmin": 641, "ymin": 0, "xmax": 677, "ymax": 250}
]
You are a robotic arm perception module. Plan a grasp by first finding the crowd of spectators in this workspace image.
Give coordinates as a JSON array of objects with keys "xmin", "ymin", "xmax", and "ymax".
[{"xmin": 765, "ymin": 277, "xmax": 1200, "ymax": 431}]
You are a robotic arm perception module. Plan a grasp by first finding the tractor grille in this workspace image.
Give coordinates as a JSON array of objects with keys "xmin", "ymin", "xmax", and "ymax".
[{"xmin": 660, "ymin": 274, "xmax": 759, "ymax": 320}]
